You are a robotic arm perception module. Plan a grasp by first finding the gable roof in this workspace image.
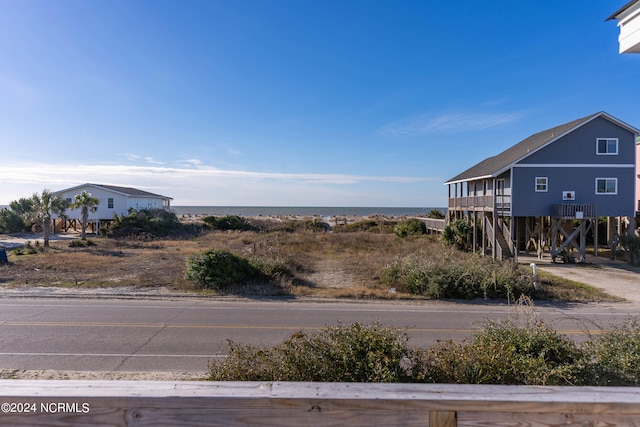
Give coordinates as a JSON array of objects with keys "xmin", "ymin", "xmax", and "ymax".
[
  {"xmin": 445, "ymin": 112, "xmax": 640, "ymax": 185},
  {"xmin": 607, "ymin": 0, "xmax": 640, "ymax": 21},
  {"xmin": 57, "ymin": 183, "xmax": 172, "ymax": 200}
]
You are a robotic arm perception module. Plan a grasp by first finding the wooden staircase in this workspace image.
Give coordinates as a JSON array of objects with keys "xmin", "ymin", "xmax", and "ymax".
[{"xmin": 484, "ymin": 215, "xmax": 514, "ymax": 260}]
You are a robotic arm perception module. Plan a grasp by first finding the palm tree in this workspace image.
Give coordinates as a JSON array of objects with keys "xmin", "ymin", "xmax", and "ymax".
[
  {"xmin": 28, "ymin": 189, "xmax": 68, "ymax": 248},
  {"xmin": 70, "ymin": 191, "xmax": 99, "ymax": 240}
]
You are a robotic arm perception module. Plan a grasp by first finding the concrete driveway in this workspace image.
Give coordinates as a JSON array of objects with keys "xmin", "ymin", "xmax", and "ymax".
[{"xmin": 519, "ymin": 254, "xmax": 640, "ymax": 304}]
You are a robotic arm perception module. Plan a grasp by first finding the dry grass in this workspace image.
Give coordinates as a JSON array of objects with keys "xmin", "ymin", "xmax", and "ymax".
[{"xmin": 0, "ymin": 226, "xmax": 620, "ymax": 302}]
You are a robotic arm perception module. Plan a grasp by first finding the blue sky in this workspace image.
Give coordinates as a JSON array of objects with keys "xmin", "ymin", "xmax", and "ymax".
[{"xmin": 0, "ymin": 0, "xmax": 637, "ymax": 207}]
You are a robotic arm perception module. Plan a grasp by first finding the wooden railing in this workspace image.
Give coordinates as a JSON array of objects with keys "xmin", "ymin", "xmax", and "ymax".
[
  {"xmin": 551, "ymin": 204, "xmax": 596, "ymax": 219},
  {"xmin": 420, "ymin": 217, "xmax": 446, "ymax": 233},
  {"xmin": 449, "ymin": 195, "xmax": 510, "ymax": 213},
  {"xmin": 1, "ymin": 381, "xmax": 639, "ymax": 426}
]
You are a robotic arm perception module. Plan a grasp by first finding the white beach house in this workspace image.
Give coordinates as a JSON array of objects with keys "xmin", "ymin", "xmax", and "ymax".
[{"xmin": 55, "ymin": 184, "xmax": 173, "ymax": 230}]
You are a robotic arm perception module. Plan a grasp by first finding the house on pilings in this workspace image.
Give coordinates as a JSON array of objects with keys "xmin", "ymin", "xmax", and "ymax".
[
  {"xmin": 54, "ymin": 183, "xmax": 173, "ymax": 234},
  {"xmin": 444, "ymin": 111, "xmax": 639, "ymax": 261}
]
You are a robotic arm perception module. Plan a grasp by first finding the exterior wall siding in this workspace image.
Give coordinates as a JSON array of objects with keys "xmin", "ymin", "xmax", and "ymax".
[
  {"xmin": 511, "ymin": 165, "xmax": 636, "ymax": 217},
  {"xmin": 518, "ymin": 117, "xmax": 636, "ymax": 165},
  {"xmin": 57, "ymin": 186, "xmax": 168, "ymax": 220},
  {"xmin": 512, "ymin": 116, "xmax": 636, "ymax": 218}
]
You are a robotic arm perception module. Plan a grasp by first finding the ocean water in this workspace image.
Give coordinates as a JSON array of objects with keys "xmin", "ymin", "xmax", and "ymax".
[
  {"xmin": 171, "ymin": 206, "xmax": 445, "ymax": 218},
  {"xmin": 0, "ymin": 204, "xmax": 446, "ymax": 218}
]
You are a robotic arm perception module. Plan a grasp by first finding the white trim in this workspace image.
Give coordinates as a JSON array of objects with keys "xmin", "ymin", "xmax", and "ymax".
[
  {"xmin": 513, "ymin": 164, "xmax": 634, "ymax": 168},
  {"xmin": 492, "ymin": 113, "xmax": 640, "ymax": 177},
  {"xmin": 535, "ymin": 177, "xmax": 548, "ymax": 192},
  {"xmin": 596, "ymin": 138, "xmax": 619, "ymax": 155},
  {"xmin": 595, "ymin": 177, "xmax": 618, "ymax": 195},
  {"xmin": 444, "ymin": 174, "xmax": 493, "ymax": 185}
]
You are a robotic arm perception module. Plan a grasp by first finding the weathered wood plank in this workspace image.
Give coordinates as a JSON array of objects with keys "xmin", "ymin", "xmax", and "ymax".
[
  {"xmin": 458, "ymin": 411, "xmax": 640, "ymax": 426},
  {"xmin": 1, "ymin": 382, "xmax": 640, "ymax": 426},
  {"xmin": 431, "ymin": 411, "xmax": 457, "ymax": 427}
]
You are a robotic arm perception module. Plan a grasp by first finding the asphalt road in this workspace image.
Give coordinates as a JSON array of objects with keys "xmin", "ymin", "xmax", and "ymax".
[{"xmin": 0, "ymin": 297, "xmax": 638, "ymax": 373}]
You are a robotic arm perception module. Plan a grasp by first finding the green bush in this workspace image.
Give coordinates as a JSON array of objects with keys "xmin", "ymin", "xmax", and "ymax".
[
  {"xmin": 107, "ymin": 208, "xmax": 184, "ymax": 237},
  {"xmin": 250, "ymin": 255, "xmax": 294, "ymax": 282},
  {"xmin": 202, "ymin": 215, "xmax": 254, "ymax": 231},
  {"xmin": 0, "ymin": 198, "xmax": 35, "ymax": 233},
  {"xmin": 414, "ymin": 319, "xmax": 582, "ymax": 385},
  {"xmin": 579, "ymin": 319, "xmax": 640, "ymax": 385},
  {"xmin": 426, "ymin": 209, "xmax": 445, "ymax": 219},
  {"xmin": 394, "ymin": 218, "xmax": 427, "ymax": 238},
  {"xmin": 442, "ymin": 219, "xmax": 469, "ymax": 250},
  {"xmin": 208, "ymin": 318, "xmax": 640, "ymax": 385},
  {"xmin": 69, "ymin": 239, "xmax": 97, "ymax": 248},
  {"xmin": 382, "ymin": 249, "xmax": 534, "ymax": 300},
  {"xmin": 209, "ymin": 322, "xmax": 413, "ymax": 382},
  {"xmin": 335, "ymin": 219, "xmax": 395, "ymax": 233},
  {"xmin": 620, "ymin": 235, "xmax": 640, "ymax": 266},
  {"xmin": 186, "ymin": 249, "xmax": 262, "ymax": 289}
]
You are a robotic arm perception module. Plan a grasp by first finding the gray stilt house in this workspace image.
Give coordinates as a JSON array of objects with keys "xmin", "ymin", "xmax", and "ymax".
[{"xmin": 445, "ymin": 111, "xmax": 639, "ymax": 261}]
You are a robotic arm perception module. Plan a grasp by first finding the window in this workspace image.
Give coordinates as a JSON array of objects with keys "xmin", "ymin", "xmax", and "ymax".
[
  {"xmin": 596, "ymin": 138, "xmax": 618, "ymax": 155},
  {"xmin": 107, "ymin": 198, "xmax": 114, "ymax": 209},
  {"xmin": 595, "ymin": 178, "xmax": 617, "ymax": 195},
  {"xmin": 535, "ymin": 177, "xmax": 548, "ymax": 192}
]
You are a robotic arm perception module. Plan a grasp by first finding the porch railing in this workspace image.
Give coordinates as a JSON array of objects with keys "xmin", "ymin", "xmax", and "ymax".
[
  {"xmin": 448, "ymin": 195, "xmax": 510, "ymax": 212},
  {"xmin": 551, "ymin": 204, "xmax": 596, "ymax": 219}
]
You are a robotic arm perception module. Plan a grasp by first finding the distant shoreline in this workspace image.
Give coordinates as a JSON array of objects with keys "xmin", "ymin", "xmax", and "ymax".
[
  {"xmin": 0, "ymin": 205, "xmax": 447, "ymax": 219},
  {"xmin": 170, "ymin": 206, "xmax": 446, "ymax": 218}
]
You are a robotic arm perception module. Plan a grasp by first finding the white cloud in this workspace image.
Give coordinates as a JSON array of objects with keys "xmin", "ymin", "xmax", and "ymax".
[
  {"xmin": 380, "ymin": 110, "xmax": 523, "ymax": 136},
  {"xmin": 144, "ymin": 157, "xmax": 165, "ymax": 165},
  {"xmin": 0, "ymin": 162, "xmax": 441, "ymax": 206}
]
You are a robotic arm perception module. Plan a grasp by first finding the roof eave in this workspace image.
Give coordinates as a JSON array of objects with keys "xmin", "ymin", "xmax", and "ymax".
[
  {"xmin": 607, "ymin": 0, "xmax": 639, "ymax": 21},
  {"xmin": 444, "ymin": 174, "xmax": 495, "ymax": 186}
]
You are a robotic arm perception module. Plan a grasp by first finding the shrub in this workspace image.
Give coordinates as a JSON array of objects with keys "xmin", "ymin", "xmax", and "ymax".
[
  {"xmin": 382, "ymin": 249, "xmax": 534, "ymax": 300},
  {"xmin": 415, "ymin": 319, "xmax": 582, "ymax": 385},
  {"xmin": 107, "ymin": 209, "xmax": 184, "ymax": 237},
  {"xmin": 186, "ymin": 249, "xmax": 262, "ymax": 289},
  {"xmin": 0, "ymin": 198, "xmax": 35, "ymax": 233},
  {"xmin": 335, "ymin": 219, "xmax": 395, "ymax": 233},
  {"xmin": 69, "ymin": 239, "xmax": 97, "ymax": 248},
  {"xmin": 202, "ymin": 215, "xmax": 254, "ymax": 231},
  {"xmin": 442, "ymin": 219, "xmax": 469, "ymax": 250},
  {"xmin": 302, "ymin": 218, "xmax": 330, "ymax": 232},
  {"xmin": 209, "ymin": 322, "xmax": 413, "ymax": 382},
  {"xmin": 394, "ymin": 218, "xmax": 427, "ymax": 238},
  {"xmin": 579, "ymin": 319, "xmax": 640, "ymax": 385},
  {"xmin": 250, "ymin": 255, "xmax": 295, "ymax": 282},
  {"xmin": 208, "ymin": 319, "xmax": 640, "ymax": 385},
  {"xmin": 426, "ymin": 209, "xmax": 445, "ymax": 219},
  {"xmin": 620, "ymin": 235, "xmax": 640, "ymax": 266}
]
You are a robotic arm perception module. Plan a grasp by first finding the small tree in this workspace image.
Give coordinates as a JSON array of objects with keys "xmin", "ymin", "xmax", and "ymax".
[
  {"xmin": 27, "ymin": 189, "xmax": 68, "ymax": 248},
  {"xmin": 0, "ymin": 197, "xmax": 34, "ymax": 233},
  {"xmin": 70, "ymin": 191, "xmax": 99, "ymax": 240},
  {"xmin": 426, "ymin": 209, "xmax": 445, "ymax": 219},
  {"xmin": 442, "ymin": 219, "xmax": 470, "ymax": 250}
]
